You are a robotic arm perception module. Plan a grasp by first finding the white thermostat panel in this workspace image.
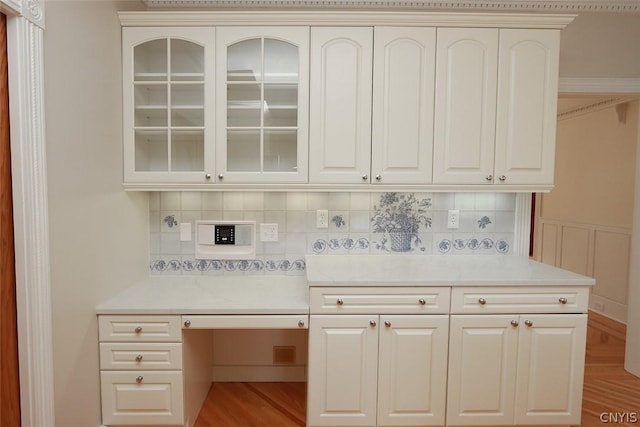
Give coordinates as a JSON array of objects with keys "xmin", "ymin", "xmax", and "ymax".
[{"xmin": 195, "ymin": 220, "xmax": 256, "ymax": 260}]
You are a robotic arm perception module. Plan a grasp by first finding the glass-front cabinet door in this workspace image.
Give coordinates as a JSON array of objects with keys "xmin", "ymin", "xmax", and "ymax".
[
  {"xmin": 216, "ymin": 27, "xmax": 309, "ymax": 183},
  {"xmin": 122, "ymin": 27, "xmax": 215, "ymax": 185}
]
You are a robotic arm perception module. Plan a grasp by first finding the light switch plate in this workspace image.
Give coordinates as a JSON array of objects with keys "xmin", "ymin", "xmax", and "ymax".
[
  {"xmin": 180, "ymin": 222, "xmax": 192, "ymax": 241},
  {"xmin": 260, "ymin": 223, "xmax": 278, "ymax": 242}
]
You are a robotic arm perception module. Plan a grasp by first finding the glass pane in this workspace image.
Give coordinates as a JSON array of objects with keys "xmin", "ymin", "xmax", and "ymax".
[
  {"xmin": 172, "ymin": 131, "xmax": 204, "ymax": 171},
  {"xmin": 170, "ymin": 39, "xmax": 204, "ymax": 81},
  {"xmin": 135, "ymin": 130, "xmax": 168, "ymax": 171},
  {"xmin": 264, "ymin": 130, "xmax": 297, "ymax": 172},
  {"xmin": 172, "ymin": 84, "xmax": 204, "ymax": 126},
  {"xmin": 264, "ymin": 84, "xmax": 298, "ymax": 127},
  {"xmin": 134, "ymin": 84, "xmax": 168, "ymax": 127},
  {"xmin": 227, "ymin": 39, "xmax": 261, "ymax": 81},
  {"xmin": 134, "ymin": 39, "xmax": 167, "ymax": 81},
  {"xmin": 264, "ymin": 39, "xmax": 298, "ymax": 82},
  {"xmin": 227, "ymin": 130, "xmax": 260, "ymax": 171},
  {"xmin": 227, "ymin": 83, "xmax": 261, "ymax": 127}
]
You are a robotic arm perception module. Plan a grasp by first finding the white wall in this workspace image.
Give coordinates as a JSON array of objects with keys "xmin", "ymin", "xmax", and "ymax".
[
  {"xmin": 43, "ymin": 1, "xmax": 148, "ymax": 426},
  {"xmin": 559, "ymin": 12, "xmax": 640, "ymax": 78}
]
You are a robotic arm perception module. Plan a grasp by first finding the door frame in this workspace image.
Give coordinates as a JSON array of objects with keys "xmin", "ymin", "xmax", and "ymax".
[{"xmin": 1, "ymin": 1, "xmax": 55, "ymax": 426}]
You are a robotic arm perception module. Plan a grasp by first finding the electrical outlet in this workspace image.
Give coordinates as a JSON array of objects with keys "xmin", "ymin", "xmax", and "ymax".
[
  {"xmin": 316, "ymin": 209, "xmax": 329, "ymax": 228},
  {"xmin": 259, "ymin": 223, "xmax": 278, "ymax": 242},
  {"xmin": 447, "ymin": 210, "xmax": 460, "ymax": 229}
]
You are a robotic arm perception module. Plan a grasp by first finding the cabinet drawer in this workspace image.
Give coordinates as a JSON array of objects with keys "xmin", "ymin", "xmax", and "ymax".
[
  {"xmin": 99, "ymin": 343, "xmax": 182, "ymax": 370},
  {"xmin": 100, "ymin": 371, "xmax": 183, "ymax": 425},
  {"xmin": 450, "ymin": 286, "xmax": 589, "ymax": 314},
  {"xmin": 310, "ymin": 287, "xmax": 450, "ymax": 314},
  {"xmin": 182, "ymin": 314, "xmax": 309, "ymax": 329},
  {"xmin": 98, "ymin": 315, "xmax": 182, "ymax": 342}
]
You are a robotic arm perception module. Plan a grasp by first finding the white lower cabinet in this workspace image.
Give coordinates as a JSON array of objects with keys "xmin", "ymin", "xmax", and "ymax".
[
  {"xmin": 446, "ymin": 313, "xmax": 587, "ymax": 426},
  {"xmin": 99, "ymin": 315, "xmax": 184, "ymax": 426},
  {"xmin": 307, "ymin": 293, "xmax": 450, "ymax": 427}
]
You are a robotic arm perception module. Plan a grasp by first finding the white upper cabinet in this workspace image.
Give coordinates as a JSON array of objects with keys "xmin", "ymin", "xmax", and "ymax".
[
  {"xmin": 371, "ymin": 27, "xmax": 436, "ymax": 185},
  {"xmin": 309, "ymin": 27, "xmax": 373, "ymax": 184},
  {"xmin": 433, "ymin": 28, "xmax": 499, "ymax": 185},
  {"xmin": 122, "ymin": 27, "xmax": 215, "ymax": 185},
  {"xmin": 495, "ymin": 29, "xmax": 560, "ymax": 186},
  {"xmin": 434, "ymin": 28, "xmax": 561, "ymax": 187},
  {"xmin": 215, "ymin": 27, "xmax": 309, "ymax": 183}
]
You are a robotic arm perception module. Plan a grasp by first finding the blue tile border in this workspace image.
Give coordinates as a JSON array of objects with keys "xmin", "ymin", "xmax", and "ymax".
[{"xmin": 150, "ymin": 258, "xmax": 306, "ymax": 273}]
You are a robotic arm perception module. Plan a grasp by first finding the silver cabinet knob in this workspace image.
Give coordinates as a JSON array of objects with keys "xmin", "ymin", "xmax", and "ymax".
[
  {"xmin": 336, "ymin": 298, "xmax": 344, "ymax": 305},
  {"xmin": 559, "ymin": 297, "xmax": 568, "ymax": 304},
  {"xmin": 184, "ymin": 320, "xmax": 191, "ymax": 328},
  {"xmin": 384, "ymin": 320, "xmax": 391, "ymax": 327},
  {"xmin": 369, "ymin": 320, "xmax": 377, "ymax": 327},
  {"xmin": 418, "ymin": 298, "xmax": 426, "ymax": 305},
  {"xmin": 218, "ymin": 173, "xmax": 224, "ymax": 180},
  {"xmin": 478, "ymin": 298, "xmax": 487, "ymax": 305},
  {"xmin": 136, "ymin": 376, "xmax": 144, "ymax": 383},
  {"xmin": 134, "ymin": 326, "xmax": 142, "ymax": 333},
  {"xmin": 510, "ymin": 320, "xmax": 519, "ymax": 327},
  {"xmin": 205, "ymin": 173, "xmax": 212, "ymax": 180},
  {"xmin": 362, "ymin": 174, "xmax": 368, "ymax": 181},
  {"xmin": 485, "ymin": 175, "xmax": 493, "ymax": 182},
  {"xmin": 298, "ymin": 320, "xmax": 305, "ymax": 327},
  {"xmin": 135, "ymin": 354, "xmax": 143, "ymax": 362},
  {"xmin": 524, "ymin": 320, "xmax": 534, "ymax": 327},
  {"xmin": 375, "ymin": 175, "xmax": 381, "ymax": 182},
  {"xmin": 498, "ymin": 175, "xmax": 507, "ymax": 182}
]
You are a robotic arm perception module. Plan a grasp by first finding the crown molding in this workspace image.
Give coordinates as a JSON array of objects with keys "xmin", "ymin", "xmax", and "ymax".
[
  {"xmin": 119, "ymin": 10, "xmax": 575, "ymax": 27},
  {"xmin": 559, "ymin": 78, "xmax": 640, "ymax": 94},
  {"xmin": 141, "ymin": 0, "xmax": 640, "ymax": 12}
]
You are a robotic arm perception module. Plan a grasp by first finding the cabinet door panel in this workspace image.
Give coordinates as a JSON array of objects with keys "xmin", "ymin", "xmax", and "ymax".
[
  {"xmin": 377, "ymin": 315, "xmax": 448, "ymax": 426},
  {"xmin": 495, "ymin": 29, "xmax": 560, "ymax": 185},
  {"xmin": 216, "ymin": 27, "xmax": 309, "ymax": 183},
  {"xmin": 515, "ymin": 314, "xmax": 587, "ymax": 425},
  {"xmin": 309, "ymin": 27, "xmax": 373, "ymax": 184},
  {"xmin": 433, "ymin": 28, "xmax": 498, "ymax": 185},
  {"xmin": 307, "ymin": 315, "xmax": 378, "ymax": 426},
  {"xmin": 371, "ymin": 27, "xmax": 435, "ymax": 184},
  {"xmin": 447, "ymin": 315, "xmax": 518, "ymax": 425}
]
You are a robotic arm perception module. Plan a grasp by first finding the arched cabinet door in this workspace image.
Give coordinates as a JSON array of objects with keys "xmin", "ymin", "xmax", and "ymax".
[
  {"xmin": 494, "ymin": 29, "xmax": 560, "ymax": 186},
  {"xmin": 433, "ymin": 28, "xmax": 499, "ymax": 185},
  {"xmin": 309, "ymin": 27, "xmax": 373, "ymax": 184},
  {"xmin": 122, "ymin": 27, "xmax": 215, "ymax": 185},
  {"xmin": 371, "ymin": 27, "xmax": 436, "ymax": 185},
  {"xmin": 215, "ymin": 27, "xmax": 309, "ymax": 184}
]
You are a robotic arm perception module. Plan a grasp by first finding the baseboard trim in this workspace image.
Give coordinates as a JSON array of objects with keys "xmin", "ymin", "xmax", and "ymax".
[{"xmin": 588, "ymin": 309, "xmax": 627, "ymax": 341}]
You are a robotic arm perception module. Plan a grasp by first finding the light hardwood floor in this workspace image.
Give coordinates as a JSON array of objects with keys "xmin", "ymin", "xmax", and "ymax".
[{"xmin": 194, "ymin": 311, "xmax": 640, "ymax": 427}]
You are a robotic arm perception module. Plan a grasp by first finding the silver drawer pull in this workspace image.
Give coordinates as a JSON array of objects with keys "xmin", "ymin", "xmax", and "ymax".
[
  {"xmin": 135, "ymin": 354, "xmax": 143, "ymax": 362},
  {"xmin": 369, "ymin": 320, "xmax": 377, "ymax": 327},
  {"xmin": 384, "ymin": 320, "xmax": 391, "ymax": 327},
  {"xmin": 184, "ymin": 320, "xmax": 191, "ymax": 328},
  {"xmin": 510, "ymin": 320, "xmax": 519, "ymax": 327},
  {"xmin": 478, "ymin": 298, "xmax": 487, "ymax": 305},
  {"xmin": 136, "ymin": 376, "xmax": 144, "ymax": 383},
  {"xmin": 418, "ymin": 298, "xmax": 426, "ymax": 305},
  {"xmin": 524, "ymin": 320, "xmax": 534, "ymax": 327},
  {"xmin": 336, "ymin": 298, "xmax": 344, "ymax": 305},
  {"xmin": 298, "ymin": 320, "xmax": 305, "ymax": 327},
  {"xmin": 134, "ymin": 326, "xmax": 143, "ymax": 333},
  {"xmin": 559, "ymin": 297, "xmax": 568, "ymax": 304}
]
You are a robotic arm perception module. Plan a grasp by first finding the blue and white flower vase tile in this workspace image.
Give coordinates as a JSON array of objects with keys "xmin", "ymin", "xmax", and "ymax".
[
  {"xmin": 371, "ymin": 193, "xmax": 433, "ymax": 252},
  {"xmin": 161, "ymin": 213, "xmax": 180, "ymax": 232}
]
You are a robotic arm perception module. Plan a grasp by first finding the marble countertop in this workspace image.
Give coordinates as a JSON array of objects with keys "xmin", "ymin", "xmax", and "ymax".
[
  {"xmin": 96, "ymin": 275, "xmax": 309, "ymax": 315},
  {"xmin": 305, "ymin": 255, "xmax": 596, "ymax": 286}
]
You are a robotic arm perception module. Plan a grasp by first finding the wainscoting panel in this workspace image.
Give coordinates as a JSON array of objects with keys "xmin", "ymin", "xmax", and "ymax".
[{"xmin": 535, "ymin": 219, "xmax": 630, "ymax": 323}]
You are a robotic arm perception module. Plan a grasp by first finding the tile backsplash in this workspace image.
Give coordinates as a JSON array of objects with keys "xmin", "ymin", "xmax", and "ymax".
[{"xmin": 149, "ymin": 192, "xmax": 516, "ymax": 275}]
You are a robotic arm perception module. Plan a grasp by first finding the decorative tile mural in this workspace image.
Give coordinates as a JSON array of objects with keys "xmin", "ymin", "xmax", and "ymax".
[{"xmin": 149, "ymin": 191, "xmax": 516, "ymax": 275}]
